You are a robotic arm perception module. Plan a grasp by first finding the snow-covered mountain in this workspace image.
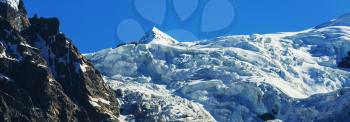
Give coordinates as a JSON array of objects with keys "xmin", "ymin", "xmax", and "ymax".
[
  {"xmin": 315, "ymin": 13, "xmax": 350, "ymax": 29},
  {"xmin": 86, "ymin": 13, "xmax": 350, "ymax": 121},
  {"xmin": 137, "ymin": 27, "xmax": 178, "ymax": 45}
]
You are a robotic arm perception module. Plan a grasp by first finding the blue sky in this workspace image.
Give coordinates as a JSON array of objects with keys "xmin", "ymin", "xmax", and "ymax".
[{"xmin": 24, "ymin": 0, "xmax": 350, "ymax": 53}]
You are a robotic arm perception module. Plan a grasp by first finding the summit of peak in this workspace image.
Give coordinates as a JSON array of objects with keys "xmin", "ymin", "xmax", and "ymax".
[
  {"xmin": 151, "ymin": 27, "xmax": 163, "ymax": 34},
  {"xmin": 137, "ymin": 27, "xmax": 178, "ymax": 45},
  {"xmin": 150, "ymin": 27, "xmax": 176, "ymax": 40}
]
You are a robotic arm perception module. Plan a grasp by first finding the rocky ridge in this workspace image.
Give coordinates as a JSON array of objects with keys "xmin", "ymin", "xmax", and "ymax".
[{"xmin": 0, "ymin": 1, "xmax": 120, "ymax": 121}]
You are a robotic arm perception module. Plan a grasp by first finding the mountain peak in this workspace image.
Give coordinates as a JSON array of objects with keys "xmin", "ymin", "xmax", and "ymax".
[
  {"xmin": 315, "ymin": 13, "xmax": 350, "ymax": 29},
  {"xmin": 137, "ymin": 27, "xmax": 178, "ymax": 45}
]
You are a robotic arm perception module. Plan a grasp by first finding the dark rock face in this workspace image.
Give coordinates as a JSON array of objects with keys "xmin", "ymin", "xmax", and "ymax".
[
  {"xmin": 259, "ymin": 113, "xmax": 275, "ymax": 121},
  {"xmin": 0, "ymin": 0, "xmax": 29, "ymax": 31},
  {"xmin": 339, "ymin": 51, "xmax": 350, "ymax": 68},
  {"xmin": 0, "ymin": 1, "xmax": 119, "ymax": 122}
]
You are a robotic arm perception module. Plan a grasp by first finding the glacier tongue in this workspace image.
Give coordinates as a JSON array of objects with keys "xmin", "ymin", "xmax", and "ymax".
[{"xmin": 87, "ymin": 23, "xmax": 350, "ymax": 121}]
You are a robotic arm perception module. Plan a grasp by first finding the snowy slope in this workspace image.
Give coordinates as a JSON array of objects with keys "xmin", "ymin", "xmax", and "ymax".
[
  {"xmin": 106, "ymin": 77, "xmax": 215, "ymax": 121},
  {"xmin": 86, "ymin": 15, "xmax": 350, "ymax": 121},
  {"xmin": 136, "ymin": 27, "xmax": 178, "ymax": 45},
  {"xmin": 315, "ymin": 13, "xmax": 350, "ymax": 29}
]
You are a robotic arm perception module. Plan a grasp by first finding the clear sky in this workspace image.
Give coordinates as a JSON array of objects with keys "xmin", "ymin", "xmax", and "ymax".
[{"xmin": 24, "ymin": 0, "xmax": 350, "ymax": 53}]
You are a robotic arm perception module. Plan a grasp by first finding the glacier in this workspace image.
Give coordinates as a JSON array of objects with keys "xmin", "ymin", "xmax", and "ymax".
[{"xmin": 86, "ymin": 13, "xmax": 350, "ymax": 121}]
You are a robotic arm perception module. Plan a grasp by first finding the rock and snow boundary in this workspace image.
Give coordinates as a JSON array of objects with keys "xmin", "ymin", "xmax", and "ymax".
[{"xmin": 0, "ymin": 0, "xmax": 19, "ymax": 10}]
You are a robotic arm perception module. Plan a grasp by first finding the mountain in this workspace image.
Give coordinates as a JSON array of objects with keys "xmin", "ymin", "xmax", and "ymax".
[
  {"xmin": 0, "ymin": 1, "xmax": 119, "ymax": 121},
  {"xmin": 2, "ymin": 0, "xmax": 350, "ymax": 121},
  {"xmin": 137, "ymin": 27, "xmax": 178, "ymax": 45},
  {"xmin": 315, "ymin": 13, "xmax": 350, "ymax": 29},
  {"xmin": 86, "ymin": 13, "xmax": 350, "ymax": 121}
]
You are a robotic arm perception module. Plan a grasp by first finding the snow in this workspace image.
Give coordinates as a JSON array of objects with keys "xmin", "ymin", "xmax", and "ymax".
[
  {"xmin": 282, "ymin": 88, "xmax": 350, "ymax": 121},
  {"xmin": 267, "ymin": 119, "xmax": 284, "ymax": 122},
  {"xmin": 137, "ymin": 27, "xmax": 178, "ymax": 45},
  {"xmin": 0, "ymin": 73, "xmax": 11, "ymax": 82},
  {"xmin": 0, "ymin": 42, "xmax": 5, "ymax": 58},
  {"xmin": 0, "ymin": 41, "xmax": 22, "ymax": 61},
  {"xmin": 37, "ymin": 63, "xmax": 48, "ymax": 68},
  {"xmin": 80, "ymin": 62, "xmax": 89, "ymax": 72},
  {"xmin": 0, "ymin": 0, "xmax": 19, "ymax": 10},
  {"xmin": 106, "ymin": 78, "xmax": 216, "ymax": 121},
  {"xmin": 88, "ymin": 27, "xmax": 350, "ymax": 98},
  {"xmin": 89, "ymin": 96, "xmax": 111, "ymax": 108},
  {"xmin": 117, "ymin": 115, "xmax": 129, "ymax": 122},
  {"xmin": 99, "ymin": 98, "xmax": 110, "ymax": 105},
  {"xmin": 89, "ymin": 100, "xmax": 101, "ymax": 108},
  {"xmin": 315, "ymin": 13, "xmax": 350, "ymax": 29},
  {"xmin": 86, "ymin": 16, "xmax": 350, "ymax": 121},
  {"xmin": 75, "ymin": 61, "xmax": 89, "ymax": 73},
  {"xmin": 0, "ymin": 49, "xmax": 6, "ymax": 58}
]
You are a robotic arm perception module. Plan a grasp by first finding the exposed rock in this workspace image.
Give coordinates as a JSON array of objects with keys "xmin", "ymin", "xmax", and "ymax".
[
  {"xmin": 0, "ymin": 0, "xmax": 29, "ymax": 31},
  {"xmin": 0, "ymin": 0, "xmax": 120, "ymax": 121},
  {"xmin": 339, "ymin": 51, "xmax": 350, "ymax": 68}
]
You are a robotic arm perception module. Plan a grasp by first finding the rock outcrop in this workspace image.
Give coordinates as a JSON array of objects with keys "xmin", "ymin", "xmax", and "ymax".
[
  {"xmin": 339, "ymin": 51, "xmax": 350, "ymax": 68},
  {"xmin": 0, "ymin": 1, "xmax": 119, "ymax": 121}
]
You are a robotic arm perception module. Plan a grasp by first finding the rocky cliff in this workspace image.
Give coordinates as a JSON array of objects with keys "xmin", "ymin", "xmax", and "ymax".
[{"xmin": 0, "ymin": 0, "xmax": 119, "ymax": 121}]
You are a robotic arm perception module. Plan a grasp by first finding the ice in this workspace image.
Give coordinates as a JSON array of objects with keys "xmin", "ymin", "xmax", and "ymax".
[
  {"xmin": 137, "ymin": 27, "xmax": 178, "ymax": 45},
  {"xmin": 88, "ymin": 27, "xmax": 350, "ymax": 98},
  {"xmin": 86, "ymin": 21, "xmax": 350, "ymax": 121},
  {"xmin": 107, "ymin": 79, "xmax": 216, "ymax": 121}
]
